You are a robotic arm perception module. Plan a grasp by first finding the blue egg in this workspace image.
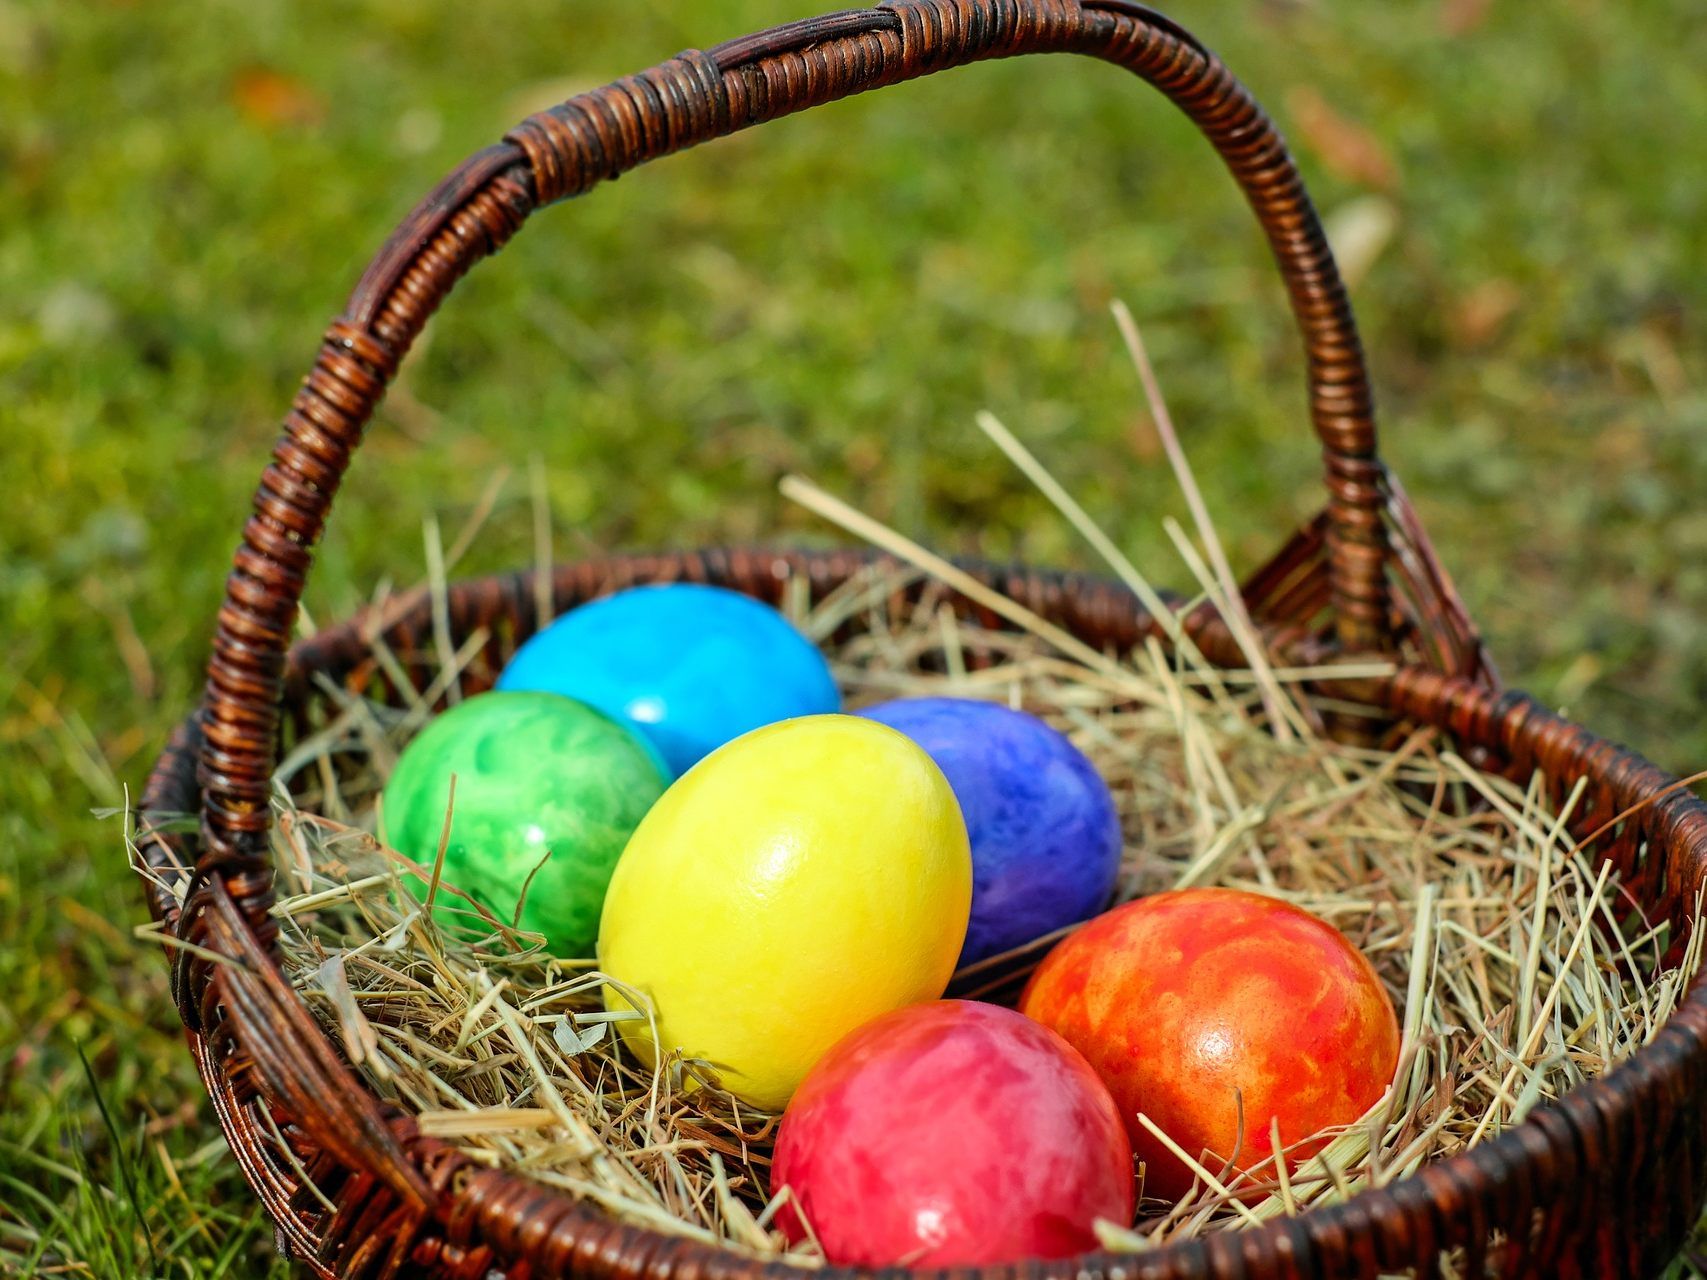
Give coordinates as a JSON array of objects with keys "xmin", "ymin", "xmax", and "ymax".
[
  {"xmin": 497, "ymin": 584, "xmax": 840, "ymax": 776},
  {"xmin": 857, "ymin": 697, "xmax": 1121, "ymax": 967}
]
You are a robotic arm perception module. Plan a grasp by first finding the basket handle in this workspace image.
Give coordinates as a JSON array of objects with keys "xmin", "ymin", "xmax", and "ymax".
[{"xmin": 192, "ymin": 0, "xmax": 1392, "ymax": 926}]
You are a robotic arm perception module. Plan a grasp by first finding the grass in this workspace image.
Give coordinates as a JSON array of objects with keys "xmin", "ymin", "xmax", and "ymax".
[{"xmin": 2, "ymin": 0, "xmax": 1704, "ymax": 1273}]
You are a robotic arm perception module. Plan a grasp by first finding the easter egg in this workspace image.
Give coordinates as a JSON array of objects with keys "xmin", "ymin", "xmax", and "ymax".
[
  {"xmin": 497, "ymin": 583, "xmax": 840, "ymax": 776},
  {"xmin": 857, "ymin": 697, "xmax": 1121, "ymax": 966},
  {"xmin": 598, "ymin": 715, "xmax": 971, "ymax": 1111},
  {"xmin": 1019, "ymin": 888, "xmax": 1400, "ymax": 1203},
  {"xmin": 772, "ymin": 1001, "xmax": 1134, "ymax": 1266},
  {"xmin": 382, "ymin": 691, "xmax": 668, "ymax": 956}
]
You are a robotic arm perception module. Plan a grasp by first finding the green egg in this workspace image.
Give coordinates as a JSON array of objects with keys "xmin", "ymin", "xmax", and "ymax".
[{"xmin": 382, "ymin": 690, "xmax": 669, "ymax": 955}]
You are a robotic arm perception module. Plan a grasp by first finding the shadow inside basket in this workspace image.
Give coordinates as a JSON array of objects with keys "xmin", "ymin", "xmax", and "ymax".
[{"xmin": 244, "ymin": 558, "xmax": 1702, "ymax": 1263}]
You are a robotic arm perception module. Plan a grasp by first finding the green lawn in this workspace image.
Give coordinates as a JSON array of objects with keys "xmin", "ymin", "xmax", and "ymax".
[{"xmin": 4, "ymin": 0, "xmax": 1705, "ymax": 1273}]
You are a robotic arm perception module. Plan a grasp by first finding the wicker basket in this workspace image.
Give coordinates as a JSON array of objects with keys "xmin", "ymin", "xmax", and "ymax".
[{"xmin": 136, "ymin": 2, "xmax": 1707, "ymax": 1276}]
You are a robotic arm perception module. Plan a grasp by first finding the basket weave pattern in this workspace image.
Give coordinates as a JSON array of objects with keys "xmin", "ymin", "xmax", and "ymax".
[{"xmin": 137, "ymin": 3, "xmax": 1707, "ymax": 1276}]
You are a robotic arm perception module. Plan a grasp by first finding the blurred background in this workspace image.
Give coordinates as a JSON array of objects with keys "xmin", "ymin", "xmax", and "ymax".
[{"xmin": 3, "ymin": 0, "xmax": 1704, "ymax": 1273}]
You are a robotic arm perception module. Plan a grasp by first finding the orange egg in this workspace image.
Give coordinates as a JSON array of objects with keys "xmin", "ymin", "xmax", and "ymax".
[{"xmin": 1019, "ymin": 887, "xmax": 1399, "ymax": 1203}]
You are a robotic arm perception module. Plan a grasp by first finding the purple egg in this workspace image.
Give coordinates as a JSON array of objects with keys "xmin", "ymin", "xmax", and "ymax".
[{"xmin": 856, "ymin": 697, "xmax": 1122, "ymax": 967}]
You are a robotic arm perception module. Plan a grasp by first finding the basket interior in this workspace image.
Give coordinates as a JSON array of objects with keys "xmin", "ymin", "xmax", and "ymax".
[{"xmin": 137, "ymin": 546, "xmax": 1707, "ymax": 1273}]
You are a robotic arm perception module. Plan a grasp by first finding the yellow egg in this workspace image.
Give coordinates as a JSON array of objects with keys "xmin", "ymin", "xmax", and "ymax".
[{"xmin": 597, "ymin": 714, "xmax": 972, "ymax": 1110}]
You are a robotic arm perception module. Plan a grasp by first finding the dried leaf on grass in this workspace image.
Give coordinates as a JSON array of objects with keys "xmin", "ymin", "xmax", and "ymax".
[{"xmin": 1286, "ymin": 86, "xmax": 1401, "ymax": 192}]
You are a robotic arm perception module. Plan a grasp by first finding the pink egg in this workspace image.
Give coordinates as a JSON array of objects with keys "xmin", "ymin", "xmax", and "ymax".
[{"xmin": 771, "ymin": 1000, "xmax": 1134, "ymax": 1266}]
